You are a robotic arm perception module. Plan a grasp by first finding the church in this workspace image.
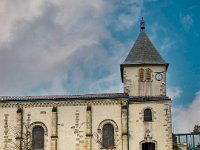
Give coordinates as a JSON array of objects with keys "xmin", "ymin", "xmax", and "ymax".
[{"xmin": 0, "ymin": 18, "xmax": 173, "ymax": 150}]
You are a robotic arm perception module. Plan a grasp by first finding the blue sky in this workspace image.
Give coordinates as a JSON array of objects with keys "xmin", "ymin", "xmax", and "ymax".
[
  {"xmin": 145, "ymin": 0, "xmax": 200, "ymax": 106},
  {"xmin": 0, "ymin": 0, "xmax": 199, "ymax": 133}
]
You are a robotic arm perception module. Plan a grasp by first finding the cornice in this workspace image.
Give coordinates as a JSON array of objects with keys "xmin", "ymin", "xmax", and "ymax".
[
  {"xmin": 129, "ymin": 96, "xmax": 171, "ymax": 101},
  {"xmin": 0, "ymin": 98, "xmax": 128, "ymax": 108}
]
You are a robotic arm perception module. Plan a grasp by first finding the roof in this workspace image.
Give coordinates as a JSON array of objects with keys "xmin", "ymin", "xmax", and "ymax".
[
  {"xmin": 0, "ymin": 93, "xmax": 128, "ymax": 102},
  {"xmin": 122, "ymin": 31, "xmax": 167, "ymax": 65},
  {"xmin": 0, "ymin": 93, "xmax": 170, "ymax": 103}
]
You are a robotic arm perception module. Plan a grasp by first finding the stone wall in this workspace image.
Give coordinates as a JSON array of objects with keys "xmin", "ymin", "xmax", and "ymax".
[
  {"xmin": 0, "ymin": 99, "xmax": 125, "ymax": 150},
  {"xmin": 123, "ymin": 65, "xmax": 166, "ymax": 97},
  {"xmin": 0, "ymin": 97, "xmax": 172, "ymax": 150},
  {"xmin": 129, "ymin": 100, "xmax": 172, "ymax": 150}
]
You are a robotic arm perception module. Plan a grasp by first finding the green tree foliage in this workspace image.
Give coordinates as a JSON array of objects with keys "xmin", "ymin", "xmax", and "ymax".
[{"xmin": 193, "ymin": 125, "xmax": 200, "ymax": 133}]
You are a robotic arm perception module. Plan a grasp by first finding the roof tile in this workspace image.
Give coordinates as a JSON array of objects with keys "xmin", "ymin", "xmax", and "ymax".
[
  {"xmin": 0, "ymin": 93, "xmax": 128, "ymax": 101},
  {"xmin": 122, "ymin": 31, "xmax": 167, "ymax": 65}
]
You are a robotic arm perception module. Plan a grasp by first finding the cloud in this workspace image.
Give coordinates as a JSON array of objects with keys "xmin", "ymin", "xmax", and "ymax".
[
  {"xmin": 173, "ymin": 90, "xmax": 200, "ymax": 133},
  {"xmin": 0, "ymin": 0, "xmax": 46, "ymax": 43},
  {"xmin": 159, "ymin": 37, "xmax": 175, "ymax": 53},
  {"xmin": 115, "ymin": 1, "xmax": 143, "ymax": 30},
  {"xmin": 148, "ymin": 23, "xmax": 176, "ymax": 54},
  {"xmin": 167, "ymin": 87, "xmax": 182, "ymax": 100},
  {"xmin": 0, "ymin": 0, "xmax": 142, "ymax": 96},
  {"xmin": 180, "ymin": 14, "xmax": 193, "ymax": 31}
]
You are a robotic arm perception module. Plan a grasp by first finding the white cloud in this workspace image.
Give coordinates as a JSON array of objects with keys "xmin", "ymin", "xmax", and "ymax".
[
  {"xmin": 115, "ymin": 1, "xmax": 143, "ymax": 30},
  {"xmin": 173, "ymin": 90, "xmax": 200, "ymax": 133},
  {"xmin": 180, "ymin": 14, "xmax": 193, "ymax": 31},
  {"xmin": 0, "ymin": 0, "xmax": 46, "ymax": 43},
  {"xmin": 159, "ymin": 37, "xmax": 174, "ymax": 53},
  {"xmin": 148, "ymin": 23, "xmax": 175, "ymax": 54},
  {"xmin": 167, "ymin": 86, "xmax": 182, "ymax": 100},
  {"xmin": 0, "ymin": 0, "xmax": 142, "ymax": 96}
]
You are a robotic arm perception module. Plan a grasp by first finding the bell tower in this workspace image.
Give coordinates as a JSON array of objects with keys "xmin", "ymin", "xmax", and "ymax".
[
  {"xmin": 121, "ymin": 18, "xmax": 173, "ymax": 150},
  {"xmin": 120, "ymin": 18, "xmax": 169, "ymax": 97}
]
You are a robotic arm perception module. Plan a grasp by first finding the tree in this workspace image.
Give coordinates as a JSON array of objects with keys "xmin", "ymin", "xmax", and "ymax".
[
  {"xmin": 4, "ymin": 123, "xmax": 33, "ymax": 150},
  {"xmin": 93, "ymin": 132, "xmax": 116, "ymax": 150},
  {"xmin": 18, "ymin": 124, "xmax": 32, "ymax": 150},
  {"xmin": 193, "ymin": 125, "xmax": 200, "ymax": 133}
]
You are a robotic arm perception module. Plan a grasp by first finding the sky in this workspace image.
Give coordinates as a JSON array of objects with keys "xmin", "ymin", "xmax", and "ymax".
[{"xmin": 0, "ymin": 0, "xmax": 200, "ymax": 133}]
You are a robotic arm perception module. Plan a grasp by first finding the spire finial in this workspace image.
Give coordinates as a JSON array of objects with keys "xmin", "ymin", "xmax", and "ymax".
[{"xmin": 140, "ymin": 17, "xmax": 145, "ymax": 31}]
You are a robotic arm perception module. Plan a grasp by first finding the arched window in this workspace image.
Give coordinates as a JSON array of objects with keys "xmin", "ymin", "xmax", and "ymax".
[
  {"xmin": 102, "ymin": 123, "xmax": 114, "ymax": 148},
  {"xmin": 146, "ymin": 68, "xmax": 152, "ymax": 81},
  {"xmin": 32, "ymin": 126, "xmax": 44, "ymax": 150},
  {"xmin": 144, "ymin": 109, "xmax": 152, "ymax": 122},
  {"xmin": 139, "ymin": 68, "xmax": 144, "ymax": 81}
]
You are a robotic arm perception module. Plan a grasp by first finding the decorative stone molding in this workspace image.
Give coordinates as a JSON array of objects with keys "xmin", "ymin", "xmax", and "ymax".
[
  {"xmin": 98, "ymin": 119, "xmax": 118, "ymax": 132},
  {"xmin": 29, "ymin": 122, "xmax": 48, "ymax": 136},
  {"xmin": 0, "ymin": 99, "xmax": 127, "ymax": 108}
]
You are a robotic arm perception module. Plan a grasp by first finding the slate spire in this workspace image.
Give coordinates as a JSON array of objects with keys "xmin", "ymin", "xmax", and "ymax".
[{"xmin": 122, "ymin": 18, "xmax": 168, "ymax": 66}]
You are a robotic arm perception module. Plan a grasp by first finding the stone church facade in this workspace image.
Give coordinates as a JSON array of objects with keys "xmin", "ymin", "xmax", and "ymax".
[{"xmin": 0, "ymin": 19, "xmax": 173, "ymax": 150}]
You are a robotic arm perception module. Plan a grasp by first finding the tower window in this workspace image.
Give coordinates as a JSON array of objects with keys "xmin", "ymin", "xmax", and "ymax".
[
  {"xmin": 32, "ymin": 126, "xmax": 44, "ymax": 150},
  {"xmin": 146, "ymin": 68, "xmax": 152, "ymax": 81},
  {"xmin": 102, "ymin": 123, "xmax": 114, "ymax": 148},
  {"xmin": 144, "ymin": 108, "xmax": 152, "ymax": 122},
  {"xmin": 139, "ymin": 68, "xmax": 144, "ymax": 81}
]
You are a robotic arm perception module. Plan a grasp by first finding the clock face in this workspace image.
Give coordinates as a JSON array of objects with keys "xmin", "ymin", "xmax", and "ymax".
[{"xmin": 155, "ymin": 73, "xmax": 163, "ymax": 81}]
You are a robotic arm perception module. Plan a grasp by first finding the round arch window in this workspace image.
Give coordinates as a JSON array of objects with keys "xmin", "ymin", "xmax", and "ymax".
[{"xmin": 32, "ymin": 126, "xmax": 44, "ymax": 150}]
